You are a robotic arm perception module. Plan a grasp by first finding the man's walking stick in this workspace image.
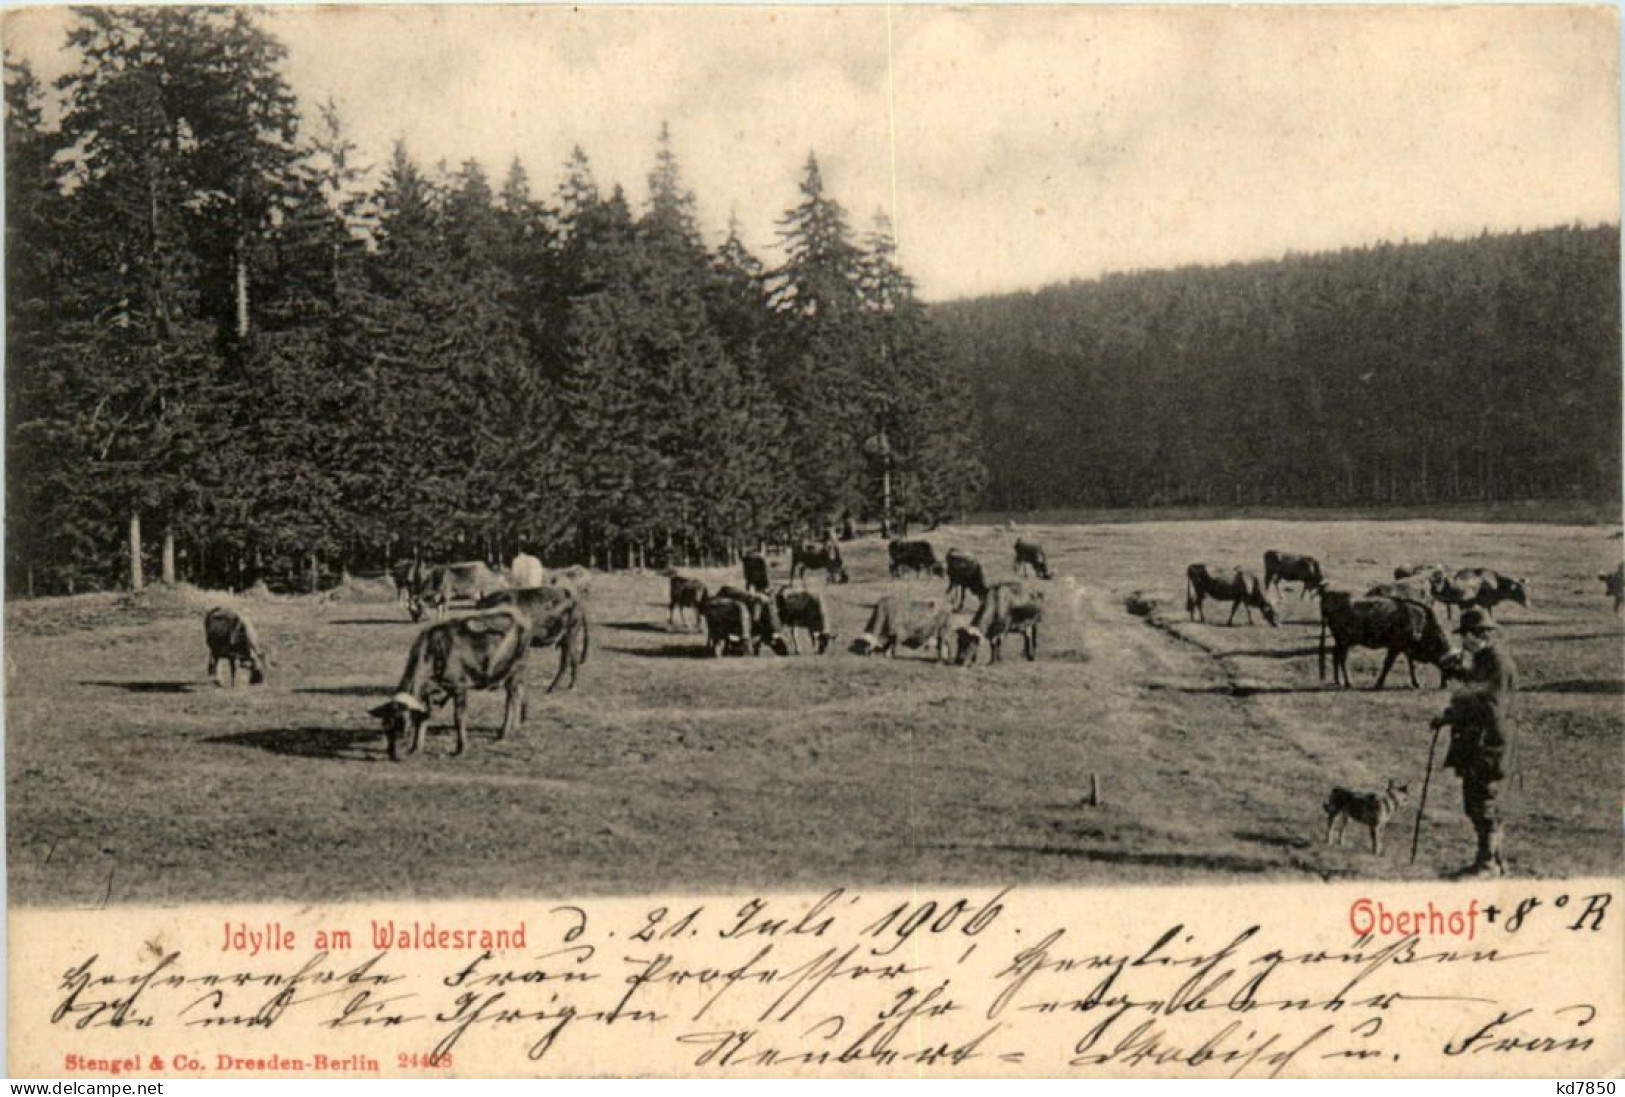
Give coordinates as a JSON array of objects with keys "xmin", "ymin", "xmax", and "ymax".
[{"xmin": 1411, "ymin": 723, "xmax": 1445, "ymax": 864}]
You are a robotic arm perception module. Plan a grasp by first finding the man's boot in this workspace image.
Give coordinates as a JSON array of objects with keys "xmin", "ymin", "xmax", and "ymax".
[{"xmin": 1459, "ymin": 820, "xmax": 1501, "ymax": 878}]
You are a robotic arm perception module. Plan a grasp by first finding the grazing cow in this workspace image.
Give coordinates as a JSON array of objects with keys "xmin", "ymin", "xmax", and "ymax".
[
  {"xmin": 790, "ymin": 542, "xmax": 849, "ymax": 585},
  {"xmin": 1186, "ymin": 564, "xmax": 1278, "ymax": 626},
  {"xmin": 945, "ymin": 549, "xmax": 990, "ymax": 610},
  {"xmin": 716, "ymin": 585, "xmax": 790, "ymax": 655},
  {"xmin": 1319, "ymin": 595, "xmax": 1454, "ymax": 689},
  {"xmin": 411, "ymin": 561, "xmax": 510, "ymax": 621},
  {"xmin": 699, "ymin": 596, "xmax": 754, "ymax": 658},
  {"xmin": 509, "ymin": 552, "xmax": 545, "ymax": 589},
  {"xmin": 850, "ymin": 596, "xmax": 953, "ymax": 661},
  {"xmin": 955, "ymin": 582, "xmax": 1045, "ymax": 666},
  {"xmin": 742, "ymin": 552, "xmax": 771, "ymax": 594},
  {"xmin": 391, "ymin": 559, "xmax": 425, "ymax": 604},
  {"xmin": 1366, "ymin": 577, "xmax": 1436, "ymax": 604},
  {"xmin": 1433, "ymin": 568, "xmax": 1529, "ymax": 620},
  {"xmin": 1013, "ymin": 539, "xmax": 1053, "ymax": 580},
  {"xmin": 1262, "ymin": 551, "xmax": 1324, "ymax": 598},
  {"xmin": 669, "ymin": 576, "xmax": 709, "ymax": 630},
  {"xmin": 1601, "ymin": 564, "xmax": 1624, "ymax": 614},
  {"xmin": 476, "ymin": 586, "xmax": 589, "ymax": 692},
  {"xmin": 888, "ymin": 539, "xmax": 945, "ymax": 579},
  {"xmin": 204, "ymin": 607, "xmax": 270, "ymax": 687},
  {"xmin": 368, "ymin": 607, "xmax": 533, "ymax": 760},
  {"xmin": 775, "ymin": 587, "xmax": 837, "ymax": 654}
]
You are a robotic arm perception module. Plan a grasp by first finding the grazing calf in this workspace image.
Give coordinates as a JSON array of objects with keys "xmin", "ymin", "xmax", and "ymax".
[
  {"xmin": 1319, "ymin": 595, "xmax": 1454, "ymax": 689},
  {"xmin": 1014, "ymin": 539, "xmax": 1053, "ymax": 580},
  {"xmin": 790, "ymin": 542, "xmax": 849, "ymax": 585},
  {"xmin": 477, "ymin": 586, "xmax": 589, "ymax": 692},
  {"xmin": 850, "ymin": 596, "xmax": 952, "ymax": 661},
  {"xmin": 888, "ymin": 539, "xmax": 944, "ymax": 579},
  {"xmin": 716, "ymin": 585, "xmax": 790, "ymax": 655},
  {"xmin": 742, "ymin": 552, "xmax": 771, "ymax": 594},
  {"xmin": 509, "ymin": 552, "xmax": 545, "ymax": 588},
  {"xmin": 775, "ymin": 587, "xmax": 837, "ymax": 654},
  {"xmin": 955, "ymin": 582, "xmax": 1045, "ymax": 666},
  {"xmin": 204, "ymin": 607, "xmax": 271, "ymax": 687},
  {"xmin": 1262, "ymin": 551, "xmax": 1324, "ymax": 598},
  {"xmin": 699, "ymin": 596, "xmax": 754, "ymax": 657},
  {"xmin": 945, "ymin": 549, "xmax": 990, "ymax": 610},
  {"xmin": 369, "ymin": 608, "xmax": 533, "ymax": 760},
  {"xmin": 1601, "ymin": 563, "xmax": 1624, "ymax": 614},
  {"xmin": 1186, "ymin": 564, "xmax": 1278, "ymax": 626},
  {"xmin": 669, "ymin": 576, "xmax": 709, "ymax": 630},
  {"xmin": 411, "ymin": 561, "xmax": 510, "ymax": 622},
  {"xmin": 1434, "ymin": 568, "xmax": 1529, "ymax": 620}
]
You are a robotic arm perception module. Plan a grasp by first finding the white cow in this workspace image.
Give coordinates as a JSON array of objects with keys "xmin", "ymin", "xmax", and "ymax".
[{"xmin": 510, "ymin": 552, "xmax": 545, "ymax": 588}]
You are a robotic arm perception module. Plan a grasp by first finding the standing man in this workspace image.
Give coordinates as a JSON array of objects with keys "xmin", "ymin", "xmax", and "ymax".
[{"xmin": 1430, "ymin": 608, "xmax": 1518, "ymax": 877}]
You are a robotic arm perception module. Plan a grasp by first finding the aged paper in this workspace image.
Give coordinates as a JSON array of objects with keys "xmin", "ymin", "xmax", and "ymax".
[
  {"xmin": 5, "ymin": 3, "xmax": 1621, "ymax": 1080},
  {"xmin": 9, "ymin": 881, "xmax": 1624, "ymax": 1077}
]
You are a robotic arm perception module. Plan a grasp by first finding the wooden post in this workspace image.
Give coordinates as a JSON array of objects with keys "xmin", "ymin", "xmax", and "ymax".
[
  {"xmin": 128, "ymin": 512, "xmax": 144, "ymax": 592},
  {"xmin": 161, "ymin": 526, "xmax": 176, "ymax": 585}
]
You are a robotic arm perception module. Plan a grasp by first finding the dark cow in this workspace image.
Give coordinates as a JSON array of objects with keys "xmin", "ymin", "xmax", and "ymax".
[
  {"xmin": 1319, "ymin": 598, "xmax": 1462, "ymax": 692},
  {"xmin": 1262, "ymin": 551, "xmax": 1324, "ymax": 598},
  {"xmin": 742, "ymin": 552, "xmax": 771, "ymax": 594},
  {"xmin": 1319, "ymin": 594, "xmax": 1454, "ymax": 689},
  {"xmin": 790, "ymin": 542, "xmax": 849, "ymax": 585},
  {"xmin": 850, "ymin": 596, "xmax": 953, "ymax": 661},
  {"xmin": 204, "ymin": 607, "xmax": 271, "ymax": 687},
  {"xmin": 1014, "ymin": 539, "xmax": 1053, "ymax": 580},
  {"xmin": 476, "ymin": 586, "xmax": 589, "ymax": 692},
  {"xmin": 775, "ymin": 587, "xmax": 837, "ymax": 654},
  {"xmin": 1186, "ymin": 564, "xmax": 1278, "ymax": 626},
  {"xmin": 888, "ymin": 539, "xmax": 945, "ymax": 579},
  {"xmin": 716, "ymin": 585, "xmax": 790, "ymax": 655},
  {"xmin": 411, "ymin": 561, "xmax": 510, "ymax": 621},
  {"xmin": 1433, "ymin": 568, "xmax": 1529, "ymax": 620},
  {"xmin": 392, "ymin": 559, "xmax": 425, "ymax": 605},
  {"xmin": 955, "ymin": 582, "xmax": 1044, "ymax": 666},
  {"xmin": 945, "ymin": 549, "xmax": 989, "ymax": 610},
  {"xmin": 368, "ymin": 607, "xmax": 533, "ymax": 760},
  {"xmin": 699, "ymin": 596, "xmax": 754, "ymax": 658},
  {"xmin": 1365, "ymin": 577, "xmax": 1436, "ymax": 604},
  {"xmin": 669, "ymin": 576, "xmax": 709, "ymax": 630},
  {"xmin": 1601, "ymin": 563, "xmax": 1624, "ymax": 614}
]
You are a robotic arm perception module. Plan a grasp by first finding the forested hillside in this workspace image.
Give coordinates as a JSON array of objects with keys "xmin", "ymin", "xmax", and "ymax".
[
  {"xmin": 935, "ymin": 227, "xmax": 1621, "ymax": 511},
  {"xmin": 4, "ymin": 9, "xmax": 983, "ymax": 595}
]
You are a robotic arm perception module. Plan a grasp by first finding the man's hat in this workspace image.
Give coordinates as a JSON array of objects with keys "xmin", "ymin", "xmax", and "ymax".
[{"xmin": 1457, "ymin": 608, "xmax": 1499, "ymax": 634}]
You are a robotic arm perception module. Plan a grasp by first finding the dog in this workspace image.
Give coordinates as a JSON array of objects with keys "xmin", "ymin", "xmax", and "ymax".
[{"xmin": 1324, "ymin": 779, "xmax": 1410, "ymax": 855}]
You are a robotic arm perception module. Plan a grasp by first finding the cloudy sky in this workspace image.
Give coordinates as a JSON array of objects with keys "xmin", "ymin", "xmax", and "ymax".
[{"xmin": 4, "ymin": 5, "xmax": 1618, "ymax": 301}]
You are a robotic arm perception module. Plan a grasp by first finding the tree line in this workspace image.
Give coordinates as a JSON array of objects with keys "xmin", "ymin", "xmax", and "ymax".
[
  {"xmin": 933, "ymin": 226, "xmax": 1621, "ymax": 511},
  {"xmin": 4, "ymin": 8, "xmax": 985, "ymax": 595}
]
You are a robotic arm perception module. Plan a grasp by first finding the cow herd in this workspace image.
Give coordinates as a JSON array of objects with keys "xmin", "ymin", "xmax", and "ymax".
[
  {"xmin": 200, "ymin": 537, "xmax": 1057, "ymax": 762},
  {"xmin": 1184, "ymin": 551, "xmax": 1544, "ymax": 691},
  {"xmin": 197, "ymin": 535, "xmax": 1619, "ymax": 763},
  {"xmin": 673, "ymin": 538, "xmax": 1050, "ymax": 668}
]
